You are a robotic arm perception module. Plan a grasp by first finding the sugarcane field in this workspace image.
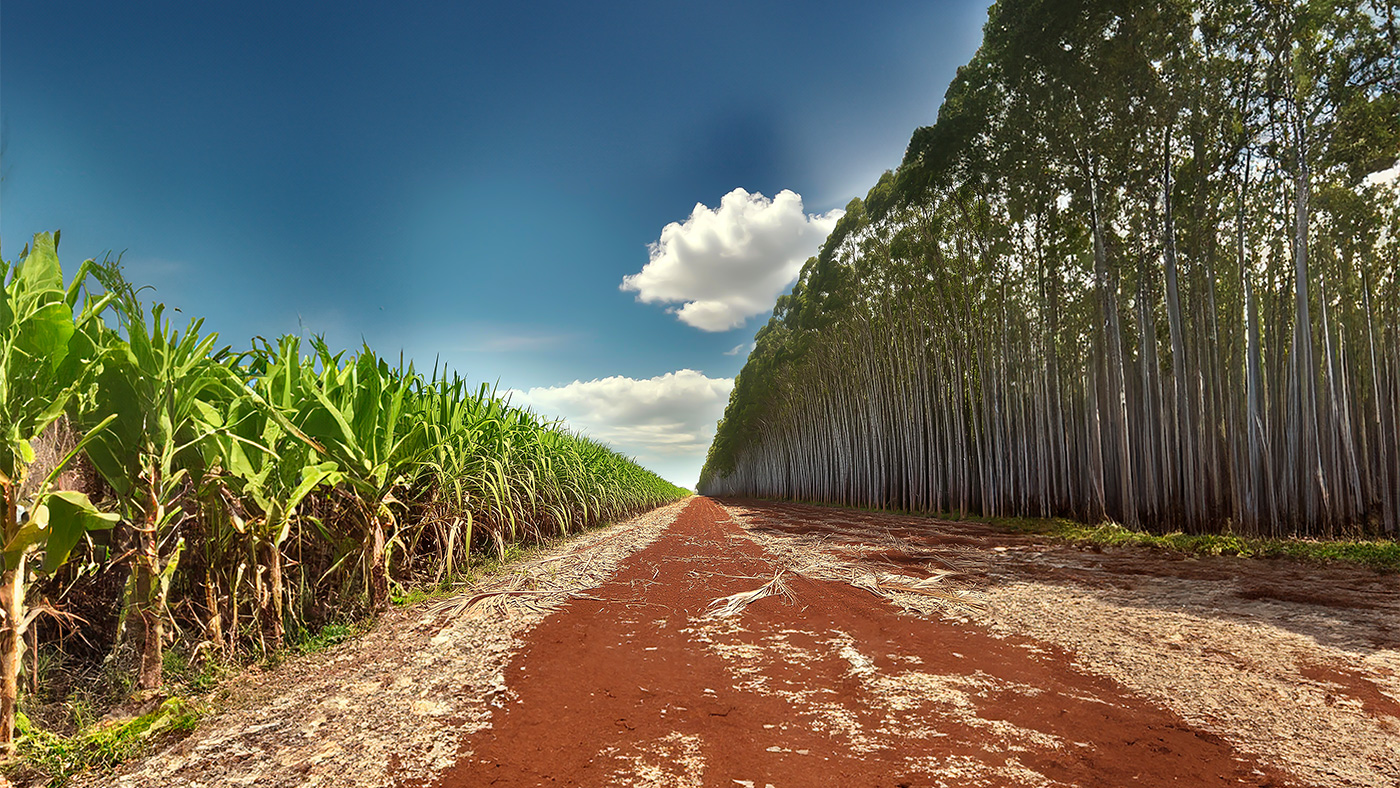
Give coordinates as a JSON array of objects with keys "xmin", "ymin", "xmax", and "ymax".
[{"xmin": 3, "ymin": 0, "xmax": 1399, "ymax": 786}]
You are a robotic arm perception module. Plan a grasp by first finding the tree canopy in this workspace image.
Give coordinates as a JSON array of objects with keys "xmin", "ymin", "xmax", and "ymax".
[{"xmin": 700, "ymin": 0, "xmax": 1400, "ymax": 539}]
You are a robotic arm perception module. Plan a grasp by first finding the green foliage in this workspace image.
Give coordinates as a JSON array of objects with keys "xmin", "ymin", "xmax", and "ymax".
[
  {"xmin": 13, "ymin": 698, "xmax": 203, "ymax": 786},
  {"xmin": 1, "ymin": 230, "xmax": 684, "ymax": 772},
  {"xmin": 291, "ymin": 621, "xmax": 368, "ymax": 655},
  {"xmin": 987, "ymin": 516, "xmax": 1400, "ymax": 573},
  {"xmin": 1, "ymin": 233, "xmax": 119, "ymax": 576},
  {"xmin": 77, "ymin": 264, "xmax": 239, "ymax": 520}
]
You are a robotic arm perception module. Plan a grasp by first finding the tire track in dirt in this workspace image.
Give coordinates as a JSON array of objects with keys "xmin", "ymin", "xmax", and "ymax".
[{"xmin": 418, "ymin": 497, "xmax": 1292, "ymax": 787}]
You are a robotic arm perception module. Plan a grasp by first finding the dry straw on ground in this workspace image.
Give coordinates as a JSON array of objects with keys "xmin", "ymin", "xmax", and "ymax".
[
  {"xmin": 723, "ymin": 507, "xmax": 991, "ymax": 618},
  {"xmin": 974, "ymin": 556, "xmax": 1400, "ymax": 788}
]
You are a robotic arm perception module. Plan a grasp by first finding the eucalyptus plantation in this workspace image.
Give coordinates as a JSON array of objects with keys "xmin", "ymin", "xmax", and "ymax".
[{"xmin": 700, "ymin": 0, "xmax": 1399, "ymax": 540}]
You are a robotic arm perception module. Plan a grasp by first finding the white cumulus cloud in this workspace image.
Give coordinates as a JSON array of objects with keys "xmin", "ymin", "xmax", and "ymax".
[
  {"xmin": 510, "ymin": 370, "xmax": 734, "ymax": 488},
  {"xmin": 621, "ymin": 188, "xmax": 842, "ymax": 332}
]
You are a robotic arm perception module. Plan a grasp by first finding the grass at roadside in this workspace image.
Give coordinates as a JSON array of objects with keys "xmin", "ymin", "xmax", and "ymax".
[
  {"xmin": 984, "ymin": 514, "xmax": 1400, "ymax": 572},
  {"xmin": 10, "ymin": 699, "xmax": 203, "ymax": 787},
  {"xmin": 387, "ymin": 540, "xmax": 534, "ymax": 609}
]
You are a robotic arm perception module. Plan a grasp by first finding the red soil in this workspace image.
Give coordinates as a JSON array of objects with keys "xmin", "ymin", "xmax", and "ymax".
[
  {"xmin": 415, "ymin": 497, "xmax": 1294, "ymax": 787},
  {"xmin": 1297, "ymin": 660, "xmax": 1400, "ymax": 722}
]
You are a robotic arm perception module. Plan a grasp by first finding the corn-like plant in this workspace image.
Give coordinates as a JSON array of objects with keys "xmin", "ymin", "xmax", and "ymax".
[
  {"xmin": 74, "ymin": 265, "xmax": 245, "ymax": 692},
  {"xmin": 0, "ymin": 233, "xmax": 119, "ymax": 753},
  {"xmin": 280, "ymin": 340, "xmax": 432, "ymax": 609},
  {"xmin": 7, "ymin": 231, "xmax": 686, "ymax": 719},
  {"xmin": 202, "ymin": 337, "xmax": 340, "ymax": 651}
]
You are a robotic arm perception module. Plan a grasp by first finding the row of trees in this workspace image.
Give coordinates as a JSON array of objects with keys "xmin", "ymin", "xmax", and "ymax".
[
  {"xmin": 1, "ymin": 232, "xmax": 686, "ymax": 751},
  {"xmin": 701, "ymin": 0, "xmax": 1399, "ymax": 540}
]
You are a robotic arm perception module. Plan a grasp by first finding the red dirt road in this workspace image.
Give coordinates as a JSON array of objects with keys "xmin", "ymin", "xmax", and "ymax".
[{"xmin": 418, "ymin": 497, "xmax": 1295, "ymax": 787}]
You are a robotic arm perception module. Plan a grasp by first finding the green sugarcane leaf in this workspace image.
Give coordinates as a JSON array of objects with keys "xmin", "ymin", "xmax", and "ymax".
[
  {"xmin": 54, "ymin": 317, "xmax": 103, "ymax": 396},
  {"xmin": 80, "ymin": 355, "xmax": 146, "ymax": 498},
  {"xmin": 286, "ymin": 462, "xmax": 340, "ymax": 512},
  {"xmin": 17, "ymin": 233, "xmax": 63, "ymax": 295},
  {"xmin": 156, "ymin": 538, "xmax": 184, "ymax": 596},
  {"xmin": 16, "ymin": 301, "xmax": 76, "ymax": 370},
  {"xmin": 0, "ymin": 272, "xmax": 12, "ymax": 332},
  {"xmin": 3, "ymin": 504, "xmax": 48, "ymax": 571},
  {"xmin": 16, "ymin": 439, "xmax": 35, "ymax": 465},
  {"xmin": 303, "ymin": 386, "xmax": 365, "ymax": 467},
  {"xmin": 38, "ymin": 413, "xmax": 118, "ymax": 493},
  {"xmin": 38, "ymin": 490, "xmax": 118, "ymax": 574}
]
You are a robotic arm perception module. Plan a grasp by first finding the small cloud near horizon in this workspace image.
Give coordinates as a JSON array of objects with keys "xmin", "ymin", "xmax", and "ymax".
[{"xmin": 509, "ymin": 369, "xmax": 734, "ymax": 488}]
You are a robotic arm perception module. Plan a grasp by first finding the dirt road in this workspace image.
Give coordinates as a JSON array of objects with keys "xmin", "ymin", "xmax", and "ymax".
[
  {"xmin": 416, "ymin": 497, "xmax": 1398, "ymax": 787},
  {"xmin": 93, "ymin": 497, "xmax": 1399, "ymax": 787}
]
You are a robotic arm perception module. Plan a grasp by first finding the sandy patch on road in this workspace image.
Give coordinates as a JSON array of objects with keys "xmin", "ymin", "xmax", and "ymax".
[{"xmin": 980, "ymin": 565, "xmax": 1400, "ymax": 787}]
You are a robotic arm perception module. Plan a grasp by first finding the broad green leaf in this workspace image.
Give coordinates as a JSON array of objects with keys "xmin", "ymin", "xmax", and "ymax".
[
  {"xmin": 16, "ymin": 301, "xmax": 76, "ymax": 370},
  {"xmin": 82, "ymin": 352, "xmax": 145, "ymax": 483},
  {"xmin": 303, "ymin": 386, "xmax": 363, "ymax": 463},
  {"xmin": 0, "ymin": 273, "xmax": 12, "ymax": 332},
  {"xmin": 17, "ymin": 232, "xmax": 63, "ymax": 295},
  {"xmin": 2, "ymin": 504, "xmax": 48, "ymax": 571},
  {"xmin": 156, "ymin": 538, "xmax": 185, "ymax": 595},
  {"xmin": 38, "ymin": 413, "xmax": 118, "ymax": 493},
  {"xmin": 286, "ymin": 462, "xmax": 340, "ymax": 513},
  {"xmin": 38, "ymin": 490, "xmax": 118, "ymax": 574}
]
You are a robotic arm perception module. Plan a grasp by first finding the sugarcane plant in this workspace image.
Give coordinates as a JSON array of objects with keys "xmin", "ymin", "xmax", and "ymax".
[
  {"xmin": 413, "ymin": 372, "xmax": 488, "ymax": 583},
  {"xmin": 205, "ymin": 336, "xmax": 340, "ymax": 651},
  {"xmin": 0, "ymin": 233, "xmax": 120, "ymax": 754},
  {"xmin": 74, "ymin": 265, "xmax": 246, "ymax": 692},
  {"xmin": 1, "ymin": 231, "xmax": 688, "ymax": 763},
  {"xmin": 287, "ymin": 340, "xmax": 431, "ymax": 609}
]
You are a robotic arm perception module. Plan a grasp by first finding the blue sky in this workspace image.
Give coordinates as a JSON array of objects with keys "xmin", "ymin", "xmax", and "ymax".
[{"xmin": 2, "ymin": 0, "xmax": 988, "ymax": 487}]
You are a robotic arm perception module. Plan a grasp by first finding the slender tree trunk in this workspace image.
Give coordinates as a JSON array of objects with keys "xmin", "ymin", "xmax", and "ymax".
[
  {"xmin": 261, "ymin": 541, "xmax": 285, "ymax": 652},
  {"xmin": 1162, "ymin": 130, "xmax": 1198, "ymax": 530},
  {"xmin": 203, "ymin": 564, "xmax": 223, "ymax": 651},
  {"xmin": 1292, "ymin": 125, "xmax": 1329, "ymax": 530},
  {"xmin": 1088, "ymin": 157, "xmax": 1135, "ymax": 526},
  {"xmin": 1362, "ymin": 271, "xmax": 1395, "ymax": 532}
]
